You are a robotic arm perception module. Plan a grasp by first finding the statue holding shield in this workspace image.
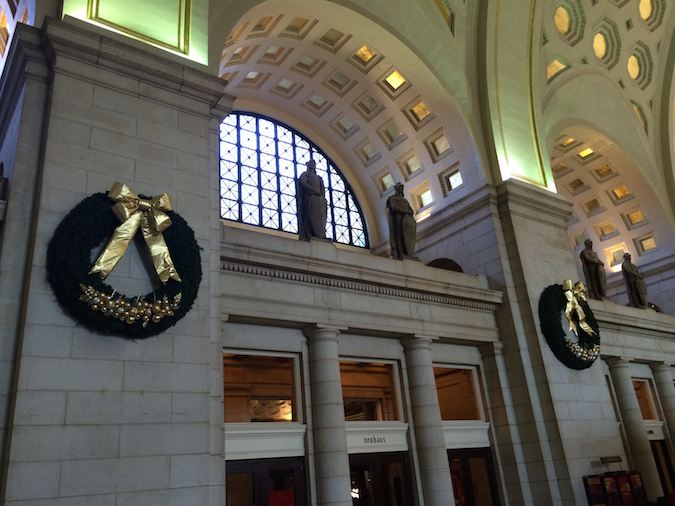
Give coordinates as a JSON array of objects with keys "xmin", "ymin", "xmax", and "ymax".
[
  {"xmin": 296, "ymin": 160, "xmax": 328, "ymax": 241},
  {"xmin": 386, "ymin": 183, "xmax": 416, "ymax": 259}
]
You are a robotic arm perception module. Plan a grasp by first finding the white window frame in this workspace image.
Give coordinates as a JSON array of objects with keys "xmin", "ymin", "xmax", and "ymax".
[
  {"xmin": 432, "ymin": 363, "xmax": 487, "ymax": 422},
  {"xmin": 339, "ymin": 357, "xmax": 405, "ymax": 422},
  {"xmin": 223, "ymin": 347, "xmax": 304, "ymax": 424}
]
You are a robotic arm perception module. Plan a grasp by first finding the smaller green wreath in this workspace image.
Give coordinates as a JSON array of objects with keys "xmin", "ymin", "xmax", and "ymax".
[
  {"xmin": 47, "ymin": 192, "xmax": 201, "ymax": 339},
  {"xmin": 538, "ymin": 284, "xmax": 600, "ymax": 370}
]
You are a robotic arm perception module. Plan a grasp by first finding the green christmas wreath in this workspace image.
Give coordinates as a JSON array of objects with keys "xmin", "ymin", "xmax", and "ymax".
[
  {"xmin": 538, "ymin": 283, "xmax": 600, "ymax": 370},
  {"xmin": 46, "ymin": 186, "xmax": 201, "ymax": 339}
]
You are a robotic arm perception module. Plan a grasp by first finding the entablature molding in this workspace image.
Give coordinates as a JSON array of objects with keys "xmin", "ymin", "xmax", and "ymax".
[
  {"xmin": 219, "ymin": 225, "xmax": 502, "ymax": 342},
  {"xmin": 595, "ymin": 300, "xmax": 675, "ymax": 363},
  {"xmin": 41, "ymin": 17, "xmax": 231, "ymax": 113},
  {"xmin": 496, "ymin": 178, "xmax": 574, "ymax": 230},
  {"xmin": 590, "ymin": 299, "xmax": 675, "ymax": 337},
  {"xmin": 221, "ymin": 226, "xmax": 501, "ymax": 309},
  {"xmin": 222, "ymin": 258, "xmax": 499, "ymax": 312}
]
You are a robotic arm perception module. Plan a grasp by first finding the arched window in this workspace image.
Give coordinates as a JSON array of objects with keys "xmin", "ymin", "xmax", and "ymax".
[{"xmin": 219, "ymin": 112, "xmax": 368, "ymax": 247}]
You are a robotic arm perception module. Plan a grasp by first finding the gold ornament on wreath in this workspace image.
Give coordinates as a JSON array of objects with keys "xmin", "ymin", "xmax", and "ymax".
[
  {"xmin": 79, "ymin": 285, "xmax": 181, "ymax": 328},
  {"xmin": 47, "ymin": 182, "xmax": 201, "ymax": 339}
]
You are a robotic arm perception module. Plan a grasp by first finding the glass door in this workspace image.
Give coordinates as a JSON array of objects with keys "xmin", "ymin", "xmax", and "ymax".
[
  {"xmin": 349, "ymin": 452, "xmax": 414, "ymax": 506},
  {"xmin": 448, "ymin": 448, "xmax": 501, "ymax": 506},
  {"xmin": 226, "ymin": 457, "xmax": 307, "ymax": 506}
]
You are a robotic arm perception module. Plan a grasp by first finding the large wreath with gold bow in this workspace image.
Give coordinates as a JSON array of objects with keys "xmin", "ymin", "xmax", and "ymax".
[
  {"xmin": 538, "ymin": 281, "xmax": 600, "ymax": 370},
  {"xmin": 46, "ymin": 183, "xmax": 201, "ymax": 339}
]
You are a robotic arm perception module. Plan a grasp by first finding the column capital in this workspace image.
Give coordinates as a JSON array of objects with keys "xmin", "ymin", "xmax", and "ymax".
[
  {"xmin": 650, "ymin": 362, "xmax": 674, "ymax": 371},
  {"xmin": 605, "ymin": 357, "xmax": 632, "ymax": 368},
  {"xmin": 401, "ymin": 334, "xmax": 436, "ymax": 350},
  {"xmin": 303, "ymin": 324, "xmax": 346, "ymax": 341}
]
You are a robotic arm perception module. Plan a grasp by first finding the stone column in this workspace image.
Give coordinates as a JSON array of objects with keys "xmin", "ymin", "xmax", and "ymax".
[
  {"xmin": 608, "ymin": 359, "xmax": 662, "ymax": 499},
  {"xmin": 304, "ymin": 325, "xmax": 351, "ymax": 506},
  {"xmin": 651, "ymin": 363, "xmax": 675, "ymax": 449},
  {"xmin": 403, "ymin": 335, "xmax": 455, "ymax": 506}
]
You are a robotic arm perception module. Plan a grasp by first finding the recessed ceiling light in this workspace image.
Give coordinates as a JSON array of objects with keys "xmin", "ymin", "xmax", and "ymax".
[
  {"xmin": 411, "ymin": 102, "xmax": 430, "ymax": 122},
  {"xmin": 308, "ymin": 94, "xmax": 327, "ymax": 108},
  {"xmin": 626, "ymin": 209, "xmax": 645, "ymax": 225},
  {"xmin": 553, "ymin": 6, "xmax": 571, "ymax": 34},
  {"xmin": 276, "ymin": 78, "xmax": 294, "ymax": 91},
  {"xmin": 385, "ymin": 70, "xmax": 406, "ymax": 90},
  {"xmin": 354, "ymin": 45, "xmax": 376, "ymax": 65},
  {"xmin": 627, "ymin": 54, "xmax": 640, "ymax": 80},
  {"xmin": 577, "ymin": 147, "xmax": 594, "ymax": 158},
  {"xmin": 593, "ymin": 32, "xmax": 607, "ymax": 59}
]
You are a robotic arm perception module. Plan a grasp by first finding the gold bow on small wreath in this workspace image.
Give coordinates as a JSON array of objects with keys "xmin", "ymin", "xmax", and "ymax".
[
  {"xmin": 562, "ymin": 279, "xmax": 596, "ymax": 337},
  {"xmin": 89, "ymin": 182, "xmax": 182, "ymax": 283}
]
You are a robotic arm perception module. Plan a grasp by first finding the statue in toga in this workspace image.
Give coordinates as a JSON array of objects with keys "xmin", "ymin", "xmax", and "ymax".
[
  {"xmin": 621, "ymin": 252, "xmax": 648, "ymax": 309},
  {"xmin": 386, "ymin": 183, "xmax": 416, "ymax": 259},
  {"xmin": 296, "ymin": 160, "xmax": 328, "ymax": 241},
  {"xmin": 579, "ymin": 239, "xmax": 607, "ymax": 300}
]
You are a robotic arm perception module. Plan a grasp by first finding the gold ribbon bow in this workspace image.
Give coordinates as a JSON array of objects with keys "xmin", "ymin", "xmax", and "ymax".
[
  {"xmin": 562, "ymin": 280, "xmax": 596, "ymax": 337},
  {"xmin": 89, "ymin": 182, "xmax": 182, "ymax": 284}
]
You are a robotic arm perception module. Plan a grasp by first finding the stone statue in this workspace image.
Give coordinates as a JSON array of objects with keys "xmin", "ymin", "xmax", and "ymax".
[
  {"xmin": 621, "ymin": 252, "xmax": 648, "ymax": 309},
  {"xmin": 296, "ymin": 160, "xmax": 328, "ymax": 241},
  {"xmin": 579, "ymin": 239, "xmax": 607, "ymax": 300},
  {"xmin": 386, "ymin": 183, "xmax": 416, "ymax": 259}
]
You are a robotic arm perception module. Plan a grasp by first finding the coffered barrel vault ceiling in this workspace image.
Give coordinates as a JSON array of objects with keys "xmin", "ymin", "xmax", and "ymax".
[
  {"xmin": 540, "ymin": 0, "xmax": 674, "ymax": 211},
  {"xmin": 539, "ymin": 0, "xmax": 675, "ymax": 300},
  {"xmin": 218, "ymin": 2, "xmax": 482, "ymax": 245},
  {"xmin": 550, "ymin": 127, "xmax": 675, "ymax": 279},
  {"xmin": 214, "ymin": 0, "xmax": 674, "ymax": 279}
]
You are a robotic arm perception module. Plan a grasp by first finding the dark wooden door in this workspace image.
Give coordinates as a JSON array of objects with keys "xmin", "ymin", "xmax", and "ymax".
[
  {"xmin": 349, "ymin": 452, "xmax": 415, "ymax": 506},
  {"xmin": 226, "ymin": 456, "xmax": 307, "ymax": 506},
  {"xmin": 448, "ymin": 448, "xmax": 501, "ymax": 506}
]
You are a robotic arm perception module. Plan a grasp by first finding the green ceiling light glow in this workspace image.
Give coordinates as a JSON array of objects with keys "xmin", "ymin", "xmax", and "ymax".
[{"xmin": 62, "ymin": 0, "xmax": 208, "ymax": 65}]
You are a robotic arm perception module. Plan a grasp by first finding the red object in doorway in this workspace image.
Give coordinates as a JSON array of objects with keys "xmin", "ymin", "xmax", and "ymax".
[
  {"xmin": 269, "ymin": 488, "xmax": 295, "ymax": 506},
  {"xmin": 616, "ymin": 474, "xmax": 634, "ymax": 505}
]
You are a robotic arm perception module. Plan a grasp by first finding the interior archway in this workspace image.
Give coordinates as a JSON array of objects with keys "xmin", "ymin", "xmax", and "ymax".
[
  {"xmin": 214, "ymin": 0, "xmax": 486, "ymax": 249},
  {"xmin": 542, "ymin": 72, "xmax": 670, "ymax": 218},
  {"xmin": 537, "ymin": 0, "xmax": 674, "ymax": 218},
  {"xmin": 548, "ymin": 125, "xmax": 675, "ymax": 313}
]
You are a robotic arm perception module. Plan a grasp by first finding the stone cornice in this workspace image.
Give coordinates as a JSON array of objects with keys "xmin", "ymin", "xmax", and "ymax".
[
  {"xmin": 41, "ymin": 17, "xmax": 232, "ymax": 111},
  {"xmin": 589, "ymin": 298, "xmax": 675, "ymax": 337},
  {"xmin": 221, "ymin": 226, "xmax": 502, "ymax": 312},
  {"xmin": 222, "ymin": 258, "xmax": 499, "ymax": 311},
  {"xmin": 496, "ymin": 178, "xmax": 573, "ymax": 229}
]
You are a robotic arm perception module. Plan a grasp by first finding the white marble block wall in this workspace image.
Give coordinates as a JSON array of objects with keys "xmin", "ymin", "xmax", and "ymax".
[{"xmin": 2, "ymin": 20, "xmax": 228, "ymax": 505}]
